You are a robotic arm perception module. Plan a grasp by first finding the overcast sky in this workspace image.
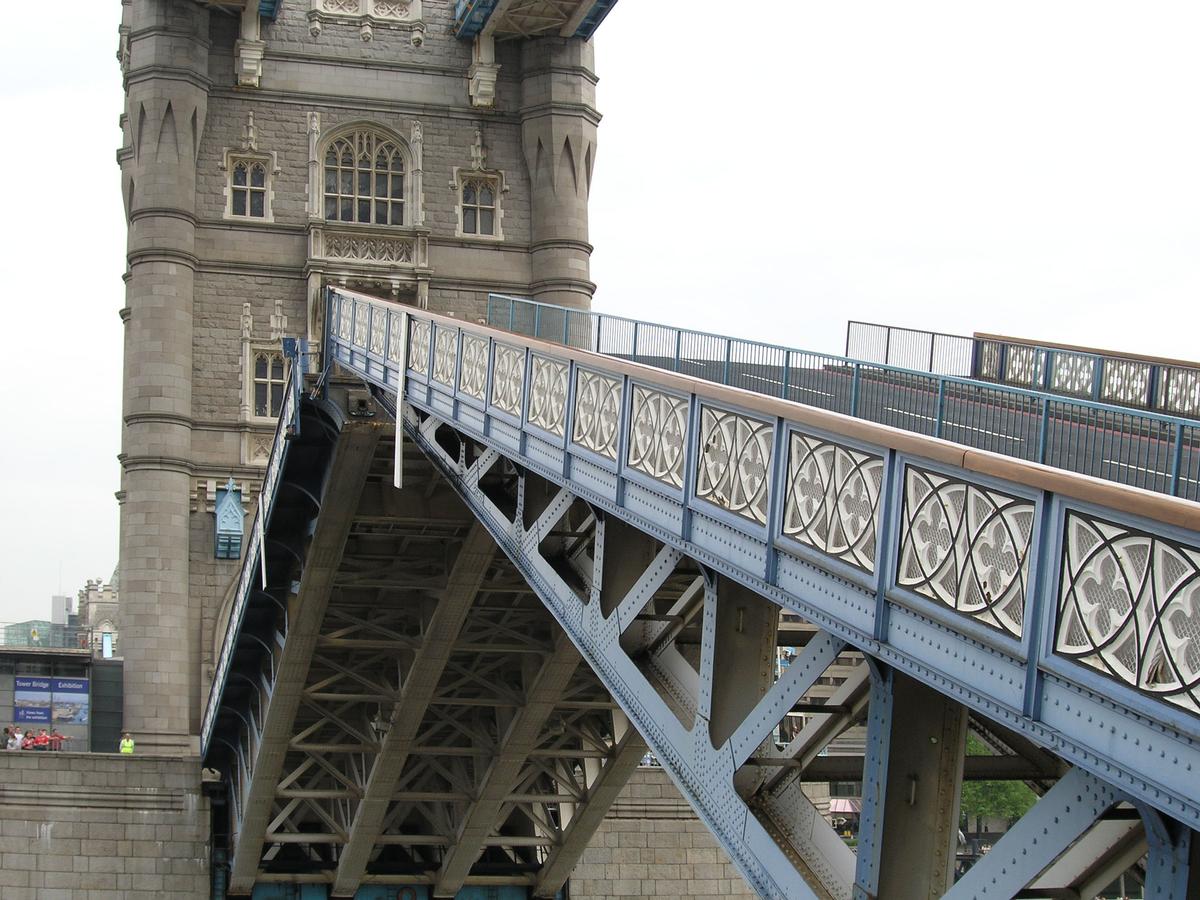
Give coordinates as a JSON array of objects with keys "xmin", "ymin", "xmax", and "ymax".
[{"xmin": 1, "ymin": 1, "xmax": 1197, "ymax": 623}]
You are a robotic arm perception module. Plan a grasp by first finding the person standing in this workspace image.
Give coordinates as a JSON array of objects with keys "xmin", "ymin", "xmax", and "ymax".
[{"xmin": 119, "ymin": 732, "xmax": 135, "ymax": 754}]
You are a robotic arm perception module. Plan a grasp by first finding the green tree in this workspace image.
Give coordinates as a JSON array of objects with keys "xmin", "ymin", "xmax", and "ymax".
[{"xmin": 960, "ymin": 735, "xmax": 1036, "ymax": 834}]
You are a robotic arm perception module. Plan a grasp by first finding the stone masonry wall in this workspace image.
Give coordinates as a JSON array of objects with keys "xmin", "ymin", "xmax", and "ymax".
[
  {"xmin": 0, "ymin": 752, "xmax": 209, "ymax": 899},
  {"xmin": 570, "ymin": 767, "xmax": 758, "ymax": 899}
]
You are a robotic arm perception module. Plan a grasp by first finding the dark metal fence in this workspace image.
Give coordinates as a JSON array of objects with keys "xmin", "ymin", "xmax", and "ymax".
[{"xmin": 488, "ymin": 295, "xmax": 1199, "ymax": 500}]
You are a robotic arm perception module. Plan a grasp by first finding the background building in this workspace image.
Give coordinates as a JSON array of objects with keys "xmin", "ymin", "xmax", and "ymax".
[{"xmin": 76, "ymin": 571, "xmax": 120, "ymax": 659}]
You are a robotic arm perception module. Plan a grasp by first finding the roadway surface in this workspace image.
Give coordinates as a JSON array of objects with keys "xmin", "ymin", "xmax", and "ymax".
[{"xmin": 612, "ymin": 354, "xmax": 1199, "ymax": 502}]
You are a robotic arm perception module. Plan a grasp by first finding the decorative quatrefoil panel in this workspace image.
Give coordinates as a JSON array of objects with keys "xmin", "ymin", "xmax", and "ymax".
[
  {"xmin": 1056, "ymin": 512, "xmax": 1200, "ymax": 715},
  {"xmin": 896, "ymin": 466, "xmax": 1034, "ymax": 638}
]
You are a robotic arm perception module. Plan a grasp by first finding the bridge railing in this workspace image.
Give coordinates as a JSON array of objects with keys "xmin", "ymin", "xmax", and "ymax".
[
  {"xmin": 486, "ymin": 295, "xmax": 1199, "ymax": 500},
  {"xmin": 845, "ymin": 320, "xmax": 975, "ymax": 376},
  {"xmin": 847, "ymin": 320, "xmax": 1200, "ymax": 418},
  {"xmin": 201, "ymin": 355, "xmax": 304, "ymax": 756}
]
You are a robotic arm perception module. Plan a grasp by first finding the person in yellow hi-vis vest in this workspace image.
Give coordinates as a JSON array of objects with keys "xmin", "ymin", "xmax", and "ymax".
[{"xmin": 119, "ymin": 732, "xmax": 135, "ymax": 754}]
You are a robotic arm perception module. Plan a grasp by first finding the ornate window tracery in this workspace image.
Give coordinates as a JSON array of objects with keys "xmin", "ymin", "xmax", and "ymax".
[
  {"xmin": 221, "ymin": 115, "xmax": 277, "ymax": 223},
  {"xmin": 231, "ymin": 159, "xmax": 269, "ymax": 218},
  {"xmin": 450, "ymin": 128, "xmax": 505, "ymax": 240},
  {"xmin": 461, "ymin": 176, "xmax": 498, "ymax": 236},
  {"xmin": 324, "ymin": 130, "xmax": 406, "ymax": 226},
  {"xmin": 307, "ymin": 0, "xmax": 426, "ymax": 45}
]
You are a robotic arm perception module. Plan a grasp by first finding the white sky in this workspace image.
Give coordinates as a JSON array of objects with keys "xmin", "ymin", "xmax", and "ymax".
[{"xmin": 1, "ymin": 1, "xmax": 1197, "ymax": 622}]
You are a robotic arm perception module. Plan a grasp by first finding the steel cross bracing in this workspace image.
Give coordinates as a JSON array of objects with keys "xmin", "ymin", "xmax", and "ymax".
[
  {"xmin": 206, "ymin": 387, "xmax": 645, "ymax": 894},
  {"xmin": 313, "ymin": 287, "xmax": 1200, "ymax": 897}
]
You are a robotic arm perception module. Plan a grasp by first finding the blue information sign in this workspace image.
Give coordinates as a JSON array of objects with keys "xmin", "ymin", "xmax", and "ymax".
[
  {"xmin": 51, "ymin": 678, "xmax": 89, "ymax": 724},
  {"xmin": 14, "ymin": 677, "xmax": 51, "ymax": 723}
]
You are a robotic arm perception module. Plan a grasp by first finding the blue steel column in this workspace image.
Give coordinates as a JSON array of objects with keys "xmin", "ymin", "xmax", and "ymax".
[
  {"xmin": 853, "ymin": 662, "xmax": 894, "ymax": 899},
  {"xmin": 870, "ymin": 672, "xmax": 967, "ymax": 898},
  {"xmin": 1139, "ymin": 805, "xmax": 1196, "ymax": 899}
]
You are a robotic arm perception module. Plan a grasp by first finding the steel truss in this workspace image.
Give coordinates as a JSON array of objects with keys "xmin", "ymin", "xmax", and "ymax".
[
  {"xmin": 415, "ymin": 410, "xmax": 1200, "ymax": 898},
  {"xmin": 210, "ymin": 401, "xmax": 646, "ymax": 895}
]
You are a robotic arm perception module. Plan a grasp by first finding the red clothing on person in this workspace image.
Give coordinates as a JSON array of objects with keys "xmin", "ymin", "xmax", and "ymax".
[{"xmin": 33, "ymin": 733, "xmax": 49, "ymax": 750}]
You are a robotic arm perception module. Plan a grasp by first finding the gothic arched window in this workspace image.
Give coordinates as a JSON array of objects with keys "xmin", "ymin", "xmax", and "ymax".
[
  {"xmin": 324, "ymin": 130, "xmax": 406, "ymax": 226},
  {"xmin": 231, "ymin": 160, "xmax": 268, "ymax": 218},
  {"xmin": 461, "ymin": 177, "xmax": 497, "ymax": 236}
]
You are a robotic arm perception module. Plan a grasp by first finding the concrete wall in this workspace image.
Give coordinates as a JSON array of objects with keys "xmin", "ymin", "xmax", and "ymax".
[
  {"xmin": 0, "ymin": 752, "xmax": 209, "ymax": 899},
  {"xmin": 570, "ymin": 767, "xmax": 758, "ymax": 899}
]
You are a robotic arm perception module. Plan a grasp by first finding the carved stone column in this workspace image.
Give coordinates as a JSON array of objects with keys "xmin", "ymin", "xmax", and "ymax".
[
  {"xmin": 118, "ymin": 0, "xmax": 209, "ymax": 754},
  {"xmin": 520, "ymin": 38, "xmax": 598, "ymax": 311}
]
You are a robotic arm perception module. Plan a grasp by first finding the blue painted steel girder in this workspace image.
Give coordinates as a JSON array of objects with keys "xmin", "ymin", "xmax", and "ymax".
[
  {"xmin": 453, "ymin": 0, "xmax": 499, "ymax": 38},
  {"xmin": 454, "ymin": 0, "xmax": 618, "ymax": 40}
]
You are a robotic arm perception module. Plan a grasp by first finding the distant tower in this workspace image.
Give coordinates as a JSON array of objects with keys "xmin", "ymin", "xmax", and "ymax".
[{"xmin": 116, "ymin": 0, "xmax": 606, "ymax": 751}]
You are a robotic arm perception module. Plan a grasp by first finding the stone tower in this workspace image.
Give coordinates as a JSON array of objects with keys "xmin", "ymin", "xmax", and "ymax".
[{"xmin": 116, "ymin": 0, "xmax": 606, "ymax": 752}]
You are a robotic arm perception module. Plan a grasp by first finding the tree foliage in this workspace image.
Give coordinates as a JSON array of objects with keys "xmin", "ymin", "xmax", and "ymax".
[{"xmin": 960, "ymin": 734, "xmax": 1037, "ymax": 829}]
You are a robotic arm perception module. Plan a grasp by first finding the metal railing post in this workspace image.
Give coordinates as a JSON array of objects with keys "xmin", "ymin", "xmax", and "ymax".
[
  {"xmin": 934, "ymin": 379, "xmax": 946, "ymax": 438},
  {"xmin": 1148, "ymin": 364, "xmax": 1161, "ymax": 412},
  {"xmin": 563, "ymin": 310, "xmax": 569, "ymax": 345},
  {"xmin": 534, "ymin": 304, "xmax": 541, "ymax": 340},
  {"xmin": 595, "ymin": 314, "xmax": 602, "ymax": 353},
  {"xmin": 632, "ymin": 321, "xmax": 640, "ymax": 360},
  {"xmin": 781, "ymin": 350, "xmax": 791, "ymax": 400},
  {"xmin": 1037, "ymin": 397, "xmax": 1051, "ymax": 464},
  {"xmin": 674, "ymin": 329, "xmax": 682, "ymax": 372},
  {"xmin": 851, "ymin": 364, "xmax": 862, "ymax": 417},
  {"xmin": 508, "ymin": 296, "xmax": 515, "ymax": 331},
  {"xmin": 1171, "ymin": 423, "xmax": 1185, "ymax": 496},
  {"xmin": 723, "ymin": 340, "xmax": 732, "ymax": 385}
]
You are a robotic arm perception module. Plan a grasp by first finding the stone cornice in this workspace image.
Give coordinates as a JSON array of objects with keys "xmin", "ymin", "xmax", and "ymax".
[
  {"xmin": 127, "ymin": 248, "xmax": 200, "ymax": 270},
  {"xmin": 263, "ymin": 48, "xmax": 474, "ymax": 81},
  {"xmin": 124, "ymin": 66, "xmax": 212, "ymax": 94},
  {"xmin": 130, "ymin": 207, "xmax": 198, "ymax": 227},
  {"xmin": 530, "ymin": 276, "xmax": 597, "ymax": 294},
  {"xmin": 530, "ymin": 238, "xmax": 594, "ymax": 254},
  {"xmin": 206, "ymin": 86, "xmax": 522, "ymax": 125},
  {"xmin": 195, "ymin": 261, "xmax": 308, "ymax": 280},
  {"xmin": 518, "ymin": 101, "xmax": 602, "ymax": 127},
  {"xmin": 124, "ymin": 412, "xmax": 194, "ymax": 430},
  {"xmin": 517, "ymin": 62, "xmax": 599, "ymax": 86},
  {"xmin": 118, "ymin": 454, "xmax": 195, "ymax": 476}
]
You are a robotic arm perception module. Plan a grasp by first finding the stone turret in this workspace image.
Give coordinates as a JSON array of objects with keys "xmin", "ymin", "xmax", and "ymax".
[
  {"xmin": 117, "ymin": 0, "xmax": 210, "ymax": 753},
  {"xmin": 521, "ymin": 38, "xmax": 599, "ymax": 310}
]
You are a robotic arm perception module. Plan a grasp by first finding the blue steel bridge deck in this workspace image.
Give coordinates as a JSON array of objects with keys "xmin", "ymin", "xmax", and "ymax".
[{"xmin": 322, "ymin": 286, "xmax": 1200, "ymax": 806}]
